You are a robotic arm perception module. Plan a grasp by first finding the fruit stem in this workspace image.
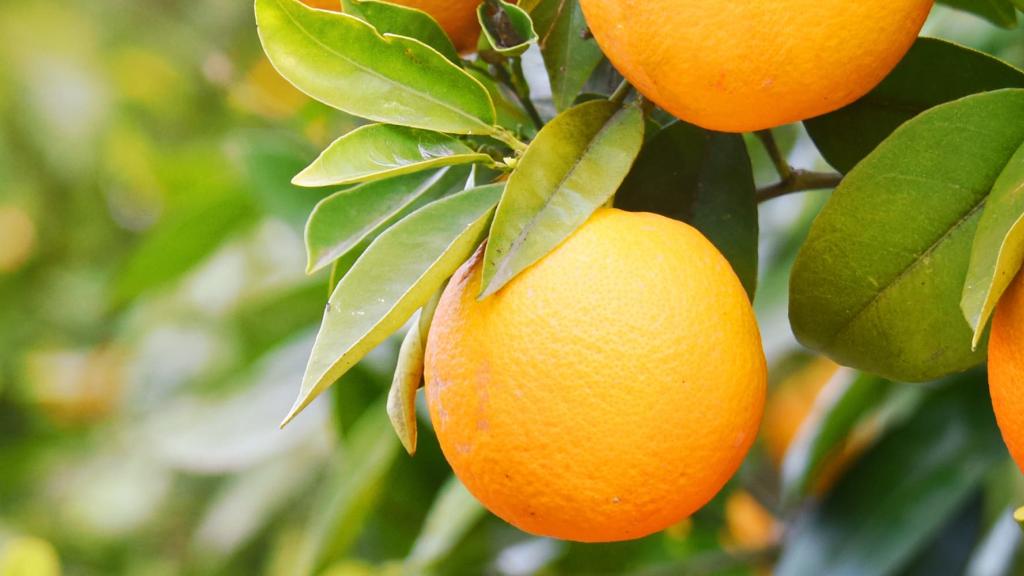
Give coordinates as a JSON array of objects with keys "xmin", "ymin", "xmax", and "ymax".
[
  {"xmin": 756, "ymin": 169, "xmax": 843, "ymax": 204},
  {"xmin": 609, "ymin": 79, "xmax": 633, "ymax": 106},
  {"xmin": 490, "ymin": 126, "xmax": 529, "ymax": 153},
  {"xmin": 755, "ymin": 129, "xmax": 793, "ymax": 182}
]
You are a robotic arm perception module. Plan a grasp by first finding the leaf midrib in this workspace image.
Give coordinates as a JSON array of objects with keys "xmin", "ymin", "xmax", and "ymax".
[
  {"xmin": 273, "ymin": 0, "xmax": 493, "ymax": 132},
  {"xmin": 490, "ymin": 105, "xmax": 623, "ymax": 286},
  {"xmin": 826, "ymin": 193, "xmax": 987, "ymax": 349}
]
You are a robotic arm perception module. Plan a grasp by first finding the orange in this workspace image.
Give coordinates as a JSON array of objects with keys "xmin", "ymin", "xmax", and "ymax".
[
  {"xmin": 762, "ymin": 357, "xmax": 841, "ymax": 467},
  {"xmin": 388, "ymin": 0, "xmax": 481, "ymax": 52},
  {"xmin": 723, "ymin": 490, "xmax": 780, "ymax": 551},
  {"xmin": 301, "ymin": 0, "xmax": 481, "ymax": 53},
  {"xmin": 578, "ymin": 0, "xmax": 934, "ymax": 132},
  {"xmin": 424, "ymin": 208, "xmax": 767, "ymax": 542},
  {"xmin": 989, "ymin": 271, "xmax": 1024, "ymax": 472},
  {"xmin": 761, "ymin": 356, "xmax": 878, "ymax": 494}
]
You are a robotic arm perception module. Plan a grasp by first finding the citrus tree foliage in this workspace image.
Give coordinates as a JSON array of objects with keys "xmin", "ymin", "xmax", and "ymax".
[{"xmin": 244, "ymin": 0, "xmax": 1024, "ymax": 572}]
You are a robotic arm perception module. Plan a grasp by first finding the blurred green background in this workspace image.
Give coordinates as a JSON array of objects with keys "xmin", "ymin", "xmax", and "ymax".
[{"xmin": 1, "ymin": 2, "xmax": 1023, "ymax": 575}]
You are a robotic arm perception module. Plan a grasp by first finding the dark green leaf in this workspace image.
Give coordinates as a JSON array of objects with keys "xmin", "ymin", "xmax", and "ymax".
[
  {"xmin": 481, "ymin": 100, "xmax": 644, "ymax": 297},
  {"xmin": 341, "ymin": 0, "xmax": 460, "ymax": 63},
  {"xmin": 293, "ymin": 124, "xmax": 490, "ymax": 187},
  {"xmin": 284, "ymin": 184, "xmax": 503, "ymax": 425},
  {"xmin": 256, "ymin": 0, "xmax": 496, "ymax": 134},
  {"xmin": 790, "ymin": 89, "xmax": 1024, "ymax": 382},
  {"xmin": 776, "ymin": 378, "xmax": 1003, "ymax": 576},
  {"xmin": 464, "ymin": 67, "xmax": 536, "ymax": 138},
  {"xmin": 616, "ymin": 121, "xmax": 758, "ymax": 298},
  {"xmin": 806, "ymin": 38, "xmax": 1024, "ymax": 173},
  {"xmin": 304, "ymin": 166, "xmax": 471, "ymax": 273},
  {"xmin": 938, "ymin": 0, "xmax": 1019, "ymax": 28},
  {"xmin": 527, "ymin": 0, "xmax": 605, "ymax": 111},
  {"xmin": 961, "ymin": 142, "xmax": 1024, "ymax": 346},
  {"xmin": 477, "ymin": 0, "xmax": 538, "ymax": 57}
]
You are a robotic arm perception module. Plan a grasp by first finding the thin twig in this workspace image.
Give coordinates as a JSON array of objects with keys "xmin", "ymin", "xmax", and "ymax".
[
  {"xmin": 507, "ymin": 59, "xmax": 545, "ymax": 130},
  {"xmin": 756, "ymin": 169, "xmax": 843, "ymax": 203},
  {"xmin": 609, "ymin": 79, "xmax": 633, "ymax": 106},
  {"xmin": 756, "ymin": 129, "xmax": 792, "ymax": 181}
]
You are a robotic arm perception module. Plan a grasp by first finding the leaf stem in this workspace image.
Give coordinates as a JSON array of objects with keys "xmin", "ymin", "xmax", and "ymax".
[
  {"xmin": 507, "ymin": 58, "xmax": 545, "ymax": 131},
  {"xmin": 609, "ymin": 78, "xmax": 633, "ymax": 106},
  {"xmin": 756, "ymin": 169, "xmax": 843, "ymax": 203},
  {"xmin": 490, "ymin": 126, "xmax": 529, "ymax": 153}
]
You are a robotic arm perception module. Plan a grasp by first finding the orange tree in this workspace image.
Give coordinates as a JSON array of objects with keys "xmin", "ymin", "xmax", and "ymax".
[{"xmin": 255, "ymin": 0, "xmax": 1024, "ymax": 573}]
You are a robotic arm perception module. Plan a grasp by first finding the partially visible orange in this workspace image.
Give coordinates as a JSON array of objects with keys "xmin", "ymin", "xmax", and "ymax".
[
  {"xmin": 424, "ymin": 208, "xmax": 767, "ymax": 542},
  {"xmin": 301, "ymin": 0, "xmax": 481, "ymax": 53},
  {"xmin": 989, "ymin": 272, "xmax": 1024, "ymax": 472},
  {"xmin": 577, "ymin": 0, "xmax": 934, "ymax": 132},
  {"xmin": 722, "ymin": 490, "xmax": 780, "ymax": 551}
]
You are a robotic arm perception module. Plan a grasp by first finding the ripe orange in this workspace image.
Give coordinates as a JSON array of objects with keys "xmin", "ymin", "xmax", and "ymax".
[
  {"xmin": 989, "ymin": 272, "xmax": 1024, "ymax": 472},
  {"xmin": 577, "ymin": 0, "xmax": 934, "ymax": 132},
  {"xmin": 301, "ymin": 0, "xmax": 481, "ymax": 53},
  {"xmin": 424, "ymin": 208, "xmax": 767, "ymax": 542},
  {"xmin": 722, "ymin": 490, "xmax": 780, "ymax": 551},
  {"xmin": 390, "ymin": 0, "xmax": 481, "ymax": 52}
]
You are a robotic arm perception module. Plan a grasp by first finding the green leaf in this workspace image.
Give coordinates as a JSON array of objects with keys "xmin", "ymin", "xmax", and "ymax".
[
  {"xmin": 386, "ymin": 281, "xmax": 445, "ymax": 455},
  {"xmin": 297, "ymin": 397, "xmax": 401, "ymax": 574},
  {"xmin": 477, "ymin": 0, "xmax": 538, "ymax": 57},
  {"xmin": 304, "ymin": 166, "xmax": 471, "ymax": 274},
  {"xmin": 284, "ymin": 184, "xmax": 503, "ymax": 426},
  {"xmin": 806, "ymin": 38, "xmax": 1024, "ymax": 174},
  {"xmin": 776, "ymin": 377, "xmax": 1003, "ymax": 576},
  {"xmin": 387, "ymin": 311, "xmax": 425, "ymax": 455},
  {"xmin": 790, "ymin": 90, "xmax": 1024, "ymax": 382},
  {"xmin": 616, "ymin": 121, "xmax": 758, "ymax": 299},
  {"xmin": 341, "ymin": 0, "xmax": 460, "ymax": 63},
  {"xmin": 405, "ymin": 476, "xmax": 487, "ymax": 574},
  {"xmin": 528, "ymin": 0, "xmax": 605, "ymax": 111},
  {"xmin": 256, "ymin": 0, "xmax": 496, "ymax": 134},
  {"xmin": 780, "ymin": 372, "xmax": 923, "ymax": 505},
  {"xmin": 481, "ymin": 100, "xmax": 644, "ymax": 297},
  {"xmin": 293, "ymin": 124, "xmax": 491, "ymax": 188},
  {"xmin": 938, "ymin": 0, "xmax": 1019, "ymax": 28},
  {"xmin": 464, "ymin": 67, "xmax": 536, "ymax": 138},
  {"xmin": 113, "ymin": 193, "xmax": 259, "ymax": 305},
  {"xmin": 961, "ymin": 142, "xmax": 1024, "ymax": 346}
]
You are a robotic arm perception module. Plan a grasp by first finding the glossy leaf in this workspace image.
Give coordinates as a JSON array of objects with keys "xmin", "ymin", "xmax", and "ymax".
[
  {"xmin": 284, "ymin": 184, "xmax": 503, "ymax": 426},
  {"xmin": 293, "ymin": 124, "xmax": 491, "ymax": 187},
  {"xmin": 304, "ymin": 166, "xmax": 471, "ymax": 273},
  {"xmin": 616, "ymin": 121, "xmax": 758, "ymax": 298},
  {"xmin": 296, "ymin": 398, "xmax": 401, "ymax": 573},
  {"xmin": 939, "ymin": 0, "xmax": 1019, "ymax": 28},
  {"xmin": 405, "ymin": 476, "xmax": 487, "ymax": 574},
  {"xmin": 780, "ymin": 371, "xmax": 923, "ymax": 505},
  {"xmin": 961, "ymin": 142, "xmax": 1024, "ymax": 346},
  {"xmin": 341, "ymin": 0, "xmax": 459, "ymax": 63},
  {"xmin": 528, "ymin": 0, "xmax": 605, "ymax": 111},
  {"xmin": 387, "ymin": 311, "xmax": 425, "ymax": 455},
  {"xmin": 806, "ymin": 38, "xmax": 1024, "ymax": 173},
  {"xmin": 776, "ymin": 378, "xmax": 1003, "ymax": 576},
  {"xmin": 256, "ymin": 0, "xmax": 496, "ymax": 134},
  {"xmin": 477, "ymin": 0, "xmax": 538, "ymax": 57},
  {"xmin": 790, "ymin": 90, "xmax": 1024, "ymax": 382},
  {"xmin": 481, "ymin": 100, "xmax": 644, "ymax": 297}
]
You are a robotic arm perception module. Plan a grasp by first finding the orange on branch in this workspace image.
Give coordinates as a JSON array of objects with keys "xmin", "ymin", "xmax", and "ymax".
[{"xmin": 424, "ymin": 208, "xmax": 767, "ymax": 542}]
